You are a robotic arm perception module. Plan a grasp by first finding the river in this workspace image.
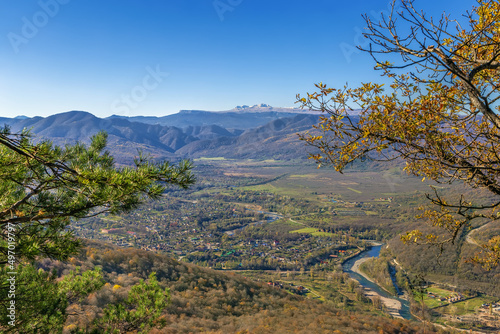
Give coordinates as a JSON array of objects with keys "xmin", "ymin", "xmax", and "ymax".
[{"xmin": 342, "ymin": 244, "xmax": 412, "ymax": 320}]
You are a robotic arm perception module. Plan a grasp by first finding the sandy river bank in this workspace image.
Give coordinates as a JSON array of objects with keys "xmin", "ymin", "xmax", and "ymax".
[{"xmin": 350, "ymin": 257, "xmax": 404, "ymax": 319}]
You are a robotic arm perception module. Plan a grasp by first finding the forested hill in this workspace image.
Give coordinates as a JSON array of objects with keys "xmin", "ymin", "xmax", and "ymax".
[
  {"xmin": 1, "ymin": 109, "xmax": 321, "ymax": 163},
  {"xmin": 53, "ymin": 240, "xmax": 444, "ymax": 333}
]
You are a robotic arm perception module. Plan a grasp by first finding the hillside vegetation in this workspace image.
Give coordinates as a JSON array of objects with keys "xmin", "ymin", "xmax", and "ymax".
[{"xmin": 54, "ymin": 240, "xmax": 448, "ymax": 333}]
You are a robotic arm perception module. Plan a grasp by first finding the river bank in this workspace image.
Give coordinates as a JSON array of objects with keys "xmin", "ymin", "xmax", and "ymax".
[
  {"xmin": 343, "ymin": 244, "xmax": 412, "ymax": 319},
  {"xmin": 351, "ymin": 257, "xmax": 404, "ymax": 319}
]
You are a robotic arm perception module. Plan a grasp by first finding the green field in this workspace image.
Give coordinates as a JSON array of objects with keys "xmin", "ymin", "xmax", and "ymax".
[
  {"xmin": 347, "ymin": 187, "xmax": 362, "ymax": 194},
  {"xmin": 291, "ymin": 227, "xmax": 318, "ymax": 234},
  {"xmin": 289, "ymin": 227, "xmax": 336, "ymax": 237},
  {"xmin": 427, "ymin": 287, "xmax": 455, "ymax": 298},
  {"xmin": 289, "ymin": 174, "xmax": 318, "ymax": 178},
  {"xmin": 422, "ymin": 295, "xmax": 447, "ymax": 308},
  {"xmin": 438, "ymin": 296, "xmax": 497, "ymax": 315},
  {"xmin": 311, "ymin": 231, "xmax": 337, "ymax": 237}
]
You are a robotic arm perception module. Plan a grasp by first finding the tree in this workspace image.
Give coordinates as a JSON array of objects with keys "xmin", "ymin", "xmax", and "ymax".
[
  {"xmin": 409, "ymin": 275, "xmax": 429, "ymax": 333},
  {"xmin": 0, "ymin": 128, "xmax": 194, "ymax": 263},
  {"xmin": 297, "ymin": 0, "xmax": 500, "ymax": 269},
  {"xmin": 96, "ymin": 272, "xmax": 169, "ymax": 333},
  {"xmin": 0, "ymin": 265, "xmax": 104, "ymax": 333},
  {"xmin": 0, "ymin": 129, "xmax": 195, "ymax": 331},
  {"xmin": 372, "ymin": 295, "xmax": 382, "ymax": 310}
]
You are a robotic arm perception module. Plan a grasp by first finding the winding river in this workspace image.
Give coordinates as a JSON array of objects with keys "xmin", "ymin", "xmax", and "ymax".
[{"xmin": 342, "ymin": 245, "xmax": 412, "ymax": 320}]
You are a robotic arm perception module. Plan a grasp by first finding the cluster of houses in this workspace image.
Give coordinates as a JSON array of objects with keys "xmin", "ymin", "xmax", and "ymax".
[
  {"xmin": 427, "ymin": 291, "xmax": 465, "ymax": 303},
  {"xmin": 267, "ymin": 281, "xmax": 284, "ymax": 288},
  {"xmin": 328, "ymin": 197, "xmax": 369, "ymax": 216},
  {"xmin": 70, "ymin": 206, "xmax": 358, "ymax": 272},
  {"xmin": 374, "ymin": 197, "xmax": 393, "ymax": 202},
  {"xmin": 329, "ymin": 198, "xmax": 363, "ymax": 207},
  {"xmin": 266, "ymin": 281, "xmax": 309, "ymax": 295},
  {"xmin": 100, "ymin": 228, "xmax": 117, "ymax": 234},
  {"xmin": 480, "ymin": 302, "xmax": 500, "ymax": 311},
  {"xmin": 446, "ymin": 293, "xmax": 465, "ymax": 303}
]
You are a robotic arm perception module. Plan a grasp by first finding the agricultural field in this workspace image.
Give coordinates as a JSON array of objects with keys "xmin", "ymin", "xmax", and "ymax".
[{"xmin": 291, "ymin": 227, "xmax": 337, "ymax": 237}]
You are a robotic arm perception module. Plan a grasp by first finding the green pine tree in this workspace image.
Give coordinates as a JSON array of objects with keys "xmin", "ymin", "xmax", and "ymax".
[{"xmin": 0, "ymin": 128, "xmax": 195, "ymax": 333}]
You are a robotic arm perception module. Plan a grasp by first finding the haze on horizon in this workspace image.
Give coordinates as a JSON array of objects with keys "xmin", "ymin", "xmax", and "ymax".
[{"xmin": 0, "ymin": 0, "xmax": 471, "ymax": 118}]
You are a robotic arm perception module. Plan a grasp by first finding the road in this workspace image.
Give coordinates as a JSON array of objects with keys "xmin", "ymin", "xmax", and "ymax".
[{"xmin": 465, "ymin": 222, "xmax": 493, "ymax": 247}]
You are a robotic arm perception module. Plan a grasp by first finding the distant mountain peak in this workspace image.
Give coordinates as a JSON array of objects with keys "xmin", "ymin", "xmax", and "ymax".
[
  {"xmin": 234, "ymin": 104, "xmax": 271, "ymax": 110},
  {"xmin": 62, "ymin": 110, "xmax": 93, "ymax": 115},
  {"xmin": 229, "ymin": 104, "xmax": 318, "ymax": 114}
]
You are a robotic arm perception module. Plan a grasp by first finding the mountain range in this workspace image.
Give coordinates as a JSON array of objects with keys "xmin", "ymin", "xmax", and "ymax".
[
  {"xmin": 0, "ymin": 106, "xmax": 322, "ymax": 164},
  {"xmin": 108, "ymin": 104, "xmax": 320, "ymax": 129}
]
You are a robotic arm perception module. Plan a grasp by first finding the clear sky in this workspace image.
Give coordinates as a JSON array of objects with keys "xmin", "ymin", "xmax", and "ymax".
[{"xmin": 0, "ymin": 0, "xmax": 473, "ymax": 118}]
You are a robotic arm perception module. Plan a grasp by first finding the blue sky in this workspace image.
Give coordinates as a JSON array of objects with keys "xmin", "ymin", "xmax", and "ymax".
[{"xmin": 0, "ymin": 1, "xmax": 473, "ymax": 118}]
